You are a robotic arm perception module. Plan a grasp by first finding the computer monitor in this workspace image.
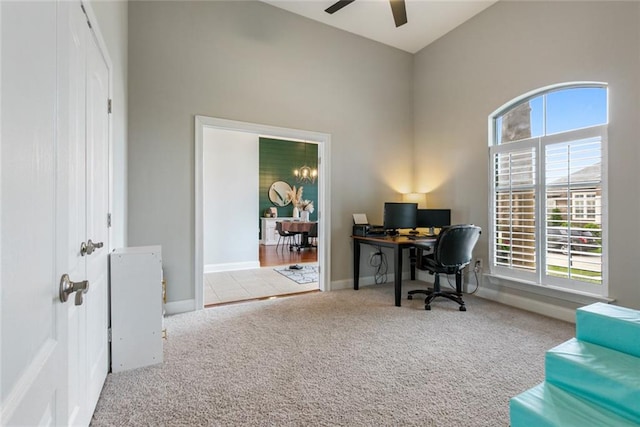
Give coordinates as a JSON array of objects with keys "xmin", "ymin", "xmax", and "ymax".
[
  {"xmin": 416, "ymin": 209, "xmax": 451, "ymax": 235},
  {"xmin": 383, "ymin": 202, "xmax": 417, "ymax": 235}
]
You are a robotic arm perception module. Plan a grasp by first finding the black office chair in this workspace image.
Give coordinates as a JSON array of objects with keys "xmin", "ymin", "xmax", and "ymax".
[{"xmin": 408, "ymin": 224, "xmax": 481, "ymax": 311}]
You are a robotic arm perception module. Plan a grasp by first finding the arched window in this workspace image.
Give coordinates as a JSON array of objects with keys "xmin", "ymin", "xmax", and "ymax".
[{"xmin": 489, "ymin": 83, "xmax": 608, "ymax": 296}]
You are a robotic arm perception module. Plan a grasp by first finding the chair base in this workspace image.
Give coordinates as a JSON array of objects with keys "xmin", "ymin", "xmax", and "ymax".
[{"xmin": 408, "ymin": 288, "xmax": 466, "ymax": 312}]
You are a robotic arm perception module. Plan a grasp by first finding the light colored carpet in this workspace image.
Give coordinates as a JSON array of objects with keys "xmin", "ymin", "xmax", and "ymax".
[
  {"xmin": 91, "ymin": 283, "xmax": 574, "ymax": 426},
  {"xmin": 274, "ymin": 264, "xmax": 319, "ymax": 284}
]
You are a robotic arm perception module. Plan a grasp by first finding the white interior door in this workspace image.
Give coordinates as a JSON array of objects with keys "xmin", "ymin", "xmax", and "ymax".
[
  {"xmin": 83, "ymin": 16, "xmax": 110, "ymax": 416},
  {"xmin": 61, "ymin": 3, "xmax": 89, "ymax": 423},
  {"xmin": 1, "ymin": 2, "xmax": 110, "ymax": 425},
  {"xmin": 61, "ymin": 2, "xmax": 110, "ymax": 424},
  {"xmin": 1, "ymin": 3, "xmax": 67, "ymax": 425}
]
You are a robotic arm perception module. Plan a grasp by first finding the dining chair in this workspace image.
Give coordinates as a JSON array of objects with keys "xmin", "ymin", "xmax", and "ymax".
[{"xmin": 275, "ymin": 221, "xmax": 298, "ymax": 252}]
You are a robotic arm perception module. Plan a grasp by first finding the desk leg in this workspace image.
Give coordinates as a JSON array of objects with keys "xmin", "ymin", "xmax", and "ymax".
[
  {"xmin": 394, "ymin": 246, "xmax": 402, "ymax": 307},
  {"xmin": 409, "ymin": 247, "xmax": 416, "ymax": 281},
  {"xmin": 353, "ymin": 239, "xmax": 360, "ymax": 290}
]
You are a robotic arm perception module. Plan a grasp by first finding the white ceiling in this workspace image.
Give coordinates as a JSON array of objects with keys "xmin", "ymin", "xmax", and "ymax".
[{"xmin": 261, "ymin": 0, "xmax": 498, "ymax": 53}]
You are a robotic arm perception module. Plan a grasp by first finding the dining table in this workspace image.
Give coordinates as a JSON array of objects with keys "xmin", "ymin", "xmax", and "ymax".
[{"xmin": 278, "ymin": 220, "xmax": 317, "ymax": 251}]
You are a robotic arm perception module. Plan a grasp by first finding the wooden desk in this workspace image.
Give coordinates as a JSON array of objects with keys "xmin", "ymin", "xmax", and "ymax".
[
  {"xmin": 278, "ymin": 221, "xmax": 317, "ymax": 251},
  {"xmin": 352, "ymin": 234, "xmax": 436, "ymax": 307}
]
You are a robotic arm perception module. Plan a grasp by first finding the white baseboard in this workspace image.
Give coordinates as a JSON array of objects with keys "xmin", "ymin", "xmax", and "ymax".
[
  {"xmin": 168, "ymin": 273, "xmax": 577, "ymax": 323},
  {"xmin": 334, "ymin": 270, "xmax": 576, "ymax": 323},
  {"xmin": 204, "ymin": 261, "xmax": 260, "ymax": 273},
  {"xmin": 330, "ymin": 275, "xmax": 397, "ymax": 290},
  {"xmin": 330, "ymin": 271, "xmax": 431, "ymax": 291},
  {"xmin": 165, "ymin": 299, "xmax": 195, "ymax": 315},
  {"xmin": 475, "ymin": 287, "xmax": 576, "ymax": 323},
  {"xmin": 329, "ymin": 278, "xmax": 353, "ymax": 290}
]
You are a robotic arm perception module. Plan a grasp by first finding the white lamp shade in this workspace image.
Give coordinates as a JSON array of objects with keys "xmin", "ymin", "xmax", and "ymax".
[{"xmin": 402, "ymin": 193, "xmax": 427, "ymax": 208}]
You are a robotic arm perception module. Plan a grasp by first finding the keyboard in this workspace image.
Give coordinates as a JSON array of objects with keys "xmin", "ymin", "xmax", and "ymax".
[{"xmin": 407, "ymin": 234, "xmax": 436, "ymax": 240}]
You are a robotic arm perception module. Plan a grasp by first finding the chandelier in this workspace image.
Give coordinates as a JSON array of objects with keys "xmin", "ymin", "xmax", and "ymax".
[{"xmin": 293, "ymin": 143, "xmax": 318, "ymax": 184}]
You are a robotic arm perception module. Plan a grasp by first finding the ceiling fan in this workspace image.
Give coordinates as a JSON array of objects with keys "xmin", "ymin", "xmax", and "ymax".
[{"xmin": 325, "ymin": 0, "xmax": 408, "ymax": 27}]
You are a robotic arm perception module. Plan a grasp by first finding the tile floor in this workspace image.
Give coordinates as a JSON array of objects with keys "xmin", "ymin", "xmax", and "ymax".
[{"xmin": 204, "ymin": 263, "xmax": 319, "ymax": 305}]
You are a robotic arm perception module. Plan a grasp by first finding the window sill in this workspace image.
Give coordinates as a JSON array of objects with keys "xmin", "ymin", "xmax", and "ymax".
[{"xmin": 484, "ymin": 273, "xmax": 614, "ymax": 306}]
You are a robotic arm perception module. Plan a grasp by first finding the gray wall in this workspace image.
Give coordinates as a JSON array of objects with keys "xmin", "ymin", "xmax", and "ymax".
[
  {"xmin": 414, "ymin": 1, "xmax": 640, "ymax": 309},
  {"xmin": 128, "ymin": 1, "xmax": 414, "ymax": 303}
]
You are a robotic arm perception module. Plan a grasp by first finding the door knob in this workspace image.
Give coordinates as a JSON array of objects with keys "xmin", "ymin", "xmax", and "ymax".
[
  {"xmin": 80, "ymin": 239, "xmax": 104, "ymax": 256},
  {"xmin": 86, "ymin": 239, "xmax": 104, "ymax": 255},
  {"xmin": 59, "ymin": 274, "xmax": 89, "ymax": 305}
]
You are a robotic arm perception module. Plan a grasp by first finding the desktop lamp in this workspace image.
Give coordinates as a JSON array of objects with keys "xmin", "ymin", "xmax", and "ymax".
[{"xmin": 402, "ymin": 192, "xmax": 427, "ymax": 208}]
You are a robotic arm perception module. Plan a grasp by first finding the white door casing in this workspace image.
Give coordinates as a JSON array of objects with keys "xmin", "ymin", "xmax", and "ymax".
[{"xmin": 194, "ymin": 116, "xmax": 332, "ymax": 311}]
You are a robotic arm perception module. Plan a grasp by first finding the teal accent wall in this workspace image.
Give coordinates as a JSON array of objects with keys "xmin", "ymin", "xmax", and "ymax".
[{"xmin": 259, "ymin": 138, "xmax": 318, "ymax": 224}]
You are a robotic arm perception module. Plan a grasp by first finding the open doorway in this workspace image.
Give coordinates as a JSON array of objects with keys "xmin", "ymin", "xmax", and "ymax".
[
  {"xmin": 194, "ymin": 116, "xmax": 331, "ymax": 309},
  {"xmin": 258, "ymin": 137, "xmax": 318, "ymax": 267}
]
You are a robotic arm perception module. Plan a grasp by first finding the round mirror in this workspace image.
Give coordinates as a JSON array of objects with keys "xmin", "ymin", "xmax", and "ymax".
[{"xmin": 268, "ymin": 181, "xmax": 292, "ymax": 206}]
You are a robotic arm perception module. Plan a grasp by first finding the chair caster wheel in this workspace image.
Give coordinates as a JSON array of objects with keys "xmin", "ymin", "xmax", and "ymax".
[
  {"xmin": 407, "ymin": 295, "xmax": 413, "ymax": 300},
  {"xmin": 425, "ymin": 304, "xmax": 431, "ymax": 310},
  {"xmin": 459, "ymin": 306, "xmax": 467, "ymax": 312}
]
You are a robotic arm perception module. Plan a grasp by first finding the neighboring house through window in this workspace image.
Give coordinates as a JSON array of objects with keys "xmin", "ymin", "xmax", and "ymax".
[
  {"xmin": 572, "ymin": 191, "xmax": 599, "ymax": 221},
  {"xmin": 489, "ymin": 83, "xmax": 608, "ymax": 296}
]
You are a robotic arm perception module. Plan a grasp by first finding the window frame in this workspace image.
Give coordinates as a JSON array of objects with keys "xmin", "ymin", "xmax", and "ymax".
[{"xmin": 488, "ymin": 83, "xmax": 608, "ymax": 298}]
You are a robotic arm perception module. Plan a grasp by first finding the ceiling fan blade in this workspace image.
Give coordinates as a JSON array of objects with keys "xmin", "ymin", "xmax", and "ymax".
[
  {"xmin": 325, "ymin": 0, "xmax": 356, "ymax": 15},
  {"xmin": 389, "ymin": 0, "xmax": 407, "ymax": 27}
]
